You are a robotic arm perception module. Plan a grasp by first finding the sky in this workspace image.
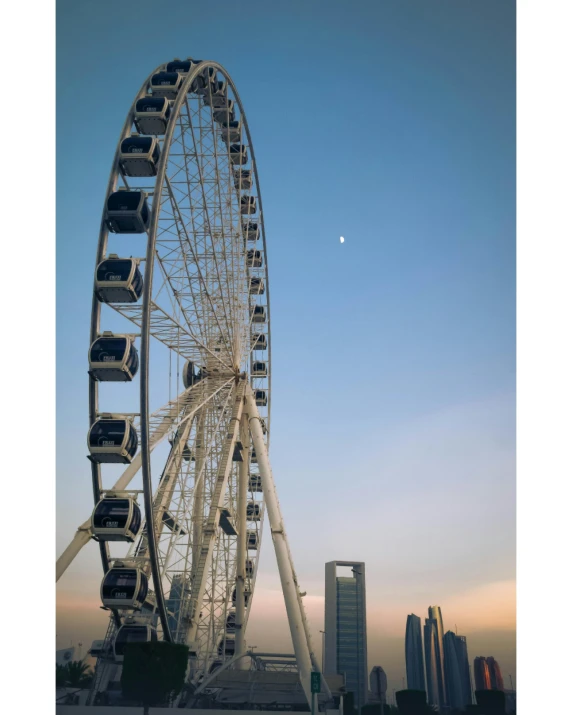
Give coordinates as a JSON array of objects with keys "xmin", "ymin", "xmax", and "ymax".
[{"xmin": 56, "ymin": 0, "xmax": 516, "ymax": 697}]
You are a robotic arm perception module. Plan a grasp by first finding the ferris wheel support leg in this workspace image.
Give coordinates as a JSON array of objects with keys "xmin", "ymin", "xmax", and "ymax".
[
  {"xmin": 245, "ymin": 386, "xmax": 328, "ymax": 707},
  {"xmin": 56, "ymin": 522, "xmax": 92, "ymax": 581},
  {"xmin": 234, "ymin": 413, "xmax": 249, "ymax": 668}
]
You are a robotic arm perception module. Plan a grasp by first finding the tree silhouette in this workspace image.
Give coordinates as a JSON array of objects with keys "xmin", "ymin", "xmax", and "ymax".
[
  {"xmin": 121, "ymin": 641, "xmax": 189, "ymax": 714},
  {"xmin": 475, "ymin": 689, "xmax": 505, "ymax": 714},
  {"xmin": 55, "ymin": 660, "xmax": 93, "ymax": 689}
]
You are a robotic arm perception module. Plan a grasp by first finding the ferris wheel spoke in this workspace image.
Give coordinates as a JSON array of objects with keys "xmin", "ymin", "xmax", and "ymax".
[
  {"xmin": 110, "ymin": 299, "xmax": 232, "ymax": 371},
  {"xmin": 184, "ymin": 98, "xmax": 238, "ymax": 363}
]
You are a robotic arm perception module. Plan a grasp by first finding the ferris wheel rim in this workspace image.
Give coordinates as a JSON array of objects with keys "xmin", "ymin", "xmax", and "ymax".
[{"xmin": 89, "ymin": 59, "xmax": 271, "ymax": 660}]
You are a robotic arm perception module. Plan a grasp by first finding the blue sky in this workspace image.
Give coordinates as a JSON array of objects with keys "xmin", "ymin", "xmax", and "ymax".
[{"xmin": 56, "ymin": 0, "xmax": 515, "ymax": 694}]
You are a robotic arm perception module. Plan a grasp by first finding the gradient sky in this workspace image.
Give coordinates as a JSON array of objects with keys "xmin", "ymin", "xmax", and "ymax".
[{"xmin": 56, "ymin": 0, "xmax": 516, "ymax": 696}]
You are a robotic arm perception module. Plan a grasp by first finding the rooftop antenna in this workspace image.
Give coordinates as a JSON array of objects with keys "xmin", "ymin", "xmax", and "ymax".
[{"xmin": 509, "ymin": 674, "xmax": 514, "ymax": 690}]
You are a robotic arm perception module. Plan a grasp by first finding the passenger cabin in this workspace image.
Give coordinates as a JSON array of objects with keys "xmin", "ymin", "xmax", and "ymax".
[
  {"xmin": 251, "ymin": 361, "xmax": 267, "ymax": 377},
  {"xmin": 229, "ymin": 143, "xmax": 248, "ymax": 165},
  {"xmin": 168, "ymin": 429, "xmax": 192, "ymax": 462},
  {"xmin": 251, "ymin": 450, "xmax": 258, "ymax": 464},
  {"xmin": 251, "ymin": 306, "xmax": 266, "ymax": 323},
  {"xmin": 88, "ymin": 418, "xmax": 138, "ymax": 464},
  {"xmin": 182, "ymin": 360, "xmax": 202, "ymax": 389},
  {"xmin": 213, "ymin": 99, "xmax": 235, "ymax": 124},
  {"xmin": 150, "ymin": 71, "xmax": 183, "ymax": 100},
  {"xmin": 247, "ymin": 502, "xmax": 261, "ymax": 520},
  {"xmin": 247, "ymin": 250, "xmax": 263, "ymax": 268},
  {"xmin": 92, "ymin": 496, "xmax": 141, "ymax": 542},
  {"xmin": 232, "ymin": 588, "xmax": 251, "ymax": 607},
  {"xmin": 114, "ymin": 625, "xmax": 157, "ymax": 660},
  {"xmin": 249, "ymin": 474, "xmax": 262, "ymax": 492},
  {"xmin": 119, "ymin": 136, "xmax": 160, "ymax": 177},
  {"xmin": 166, "ymin": 59, "xmax": 193, "ymax": 75},
  {"xmin": 105, "ymin": 190, "xmax": 149, "ymax": 234},
  {"xmin": 240, "ymin": 195, "xmax": 257, "ymax": 215},
  {"xmin": 226, "ymin": 611, "xmax": 236, "ymax": 632},
  {"xmin": 203, "ymin": 80, "xmax": 228, "ymax": 107},
  {"xmin": 89, "ymin": 334, "xmax": 138, "ymax": 382},
  {"xmin": 254, "ymin": 390, "xmax": 268, "ymax": 407},
  {"xmin": 246, "ymin": 531, "xmax": 259, "ymax": 549},
  {"xmin": 222, "ymin": 119, "xmax": 242, "ymax": 144},
  {"xmin": 234, "ymin": 169, "xmax": 252, "ymax": 191},
  {"xmin": 101, "ymin": 566, "xmax": 148, "ymax": 609},
  {"xmin": 209, "ymin": 660, "xmax": 223, "ymax": 675},
  {"xmin": 193, "ymin": 66, "xmax": 217, "ymax": 95},
  {"xmin": 249, "ymin": 277, "xmax": 265, "ymax": 295},
  {"xmin": 134, "ymin": 97, "xmax": 171, "ymax": 135},
  {"xmin": 218, "ymin": 637, "xmax": 235, "ymax": 657},
  {"xmin": 95, "ymin": 257, "xmax": 143, "ymax": 304},
  {"xmin": 251, "ymin": 334, "xmax": 267, "ymax": 351},
  {"xmin": 243, "ymin": 221, "xmax": 260, "ymax": 242},
  {"xmin": 245, "ymin": 559, "xmax": 254, "ymax": 577}
]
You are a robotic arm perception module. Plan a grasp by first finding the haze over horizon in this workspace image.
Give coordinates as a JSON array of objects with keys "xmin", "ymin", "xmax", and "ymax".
[{"xmin": 56, "ymin": 0, "xmax": 516, "ymax": 698}]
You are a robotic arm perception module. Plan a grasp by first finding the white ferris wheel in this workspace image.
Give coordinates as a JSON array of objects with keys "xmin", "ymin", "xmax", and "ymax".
[{"xmin": 56, "ymin": 58, "xmax": 328, "ymax": 706}]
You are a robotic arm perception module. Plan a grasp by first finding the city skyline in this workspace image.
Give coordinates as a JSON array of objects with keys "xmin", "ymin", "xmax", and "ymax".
[{"xmin": 56, "ymin": 0, "xmax": 516, "ymax": 699}]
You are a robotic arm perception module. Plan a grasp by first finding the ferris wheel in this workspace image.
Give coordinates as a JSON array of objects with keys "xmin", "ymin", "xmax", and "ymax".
[{"xmin": 57, "ymin": 58, "xmax": 327, "ymax": 706}]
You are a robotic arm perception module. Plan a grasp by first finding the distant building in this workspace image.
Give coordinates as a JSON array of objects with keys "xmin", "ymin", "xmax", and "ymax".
[
  {"xmin": 443, "ymin": 631, "xmax": 472, "ymax": 709},
  {"xmin": 56, "ymin": 647, "xmax": 75, "ymax": 666},
  {"xmin": 428, "ymin": 606, "xmax": 447, "ymax": 707},
  {"xmin": 405, "ymin": 614, "xmax": 426, "ymax": 691},
  {"xmin": 474, "ymin": 656, "xmax": 492, "ymax": 691},
  {"xmin": 369, "ymin": 666, "xmax": 387, "ymax": 705},
  {"xmin": 424, "ymin": 618, "xmax": 441, "ymax": 708},
  {"xmin": 324, "ymin": 561, "xmax": 368, "ymax": 709},
  {"xmin": 486, "ymin": 657, "xmax": 505, "ymax": 690},
  {"xmin": 504, "ymin": 688, "xmax": 516, "ymax": 713}
]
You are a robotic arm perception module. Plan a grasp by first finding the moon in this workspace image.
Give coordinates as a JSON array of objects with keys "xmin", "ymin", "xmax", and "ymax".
[{"xmin": 340, "ymin": 236, "xmax": 345, "ymax": 243}]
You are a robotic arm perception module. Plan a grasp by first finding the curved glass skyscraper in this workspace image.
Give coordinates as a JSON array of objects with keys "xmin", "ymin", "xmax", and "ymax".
[
  {"xmin": 405, "ymin": 614, "xmax": 426, "ymax": 691},
  {"xmin": 428, "ymin": 605, "xmax": 447, "ymax": 707}
]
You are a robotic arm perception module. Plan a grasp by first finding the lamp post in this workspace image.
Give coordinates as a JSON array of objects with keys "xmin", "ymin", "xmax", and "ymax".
[{"xmin": 319, "ymin": 630, "xmax": 326, "ymax": 673}]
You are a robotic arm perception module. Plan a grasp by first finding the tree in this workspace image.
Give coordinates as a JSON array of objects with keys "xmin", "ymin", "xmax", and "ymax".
[
  {"xmin": 121, "ymin": 640, "xmax": 189, "ymax": 714},
  {"xmin": 65, "ymin": 660, "xmax": 93, "ymax": 689}
]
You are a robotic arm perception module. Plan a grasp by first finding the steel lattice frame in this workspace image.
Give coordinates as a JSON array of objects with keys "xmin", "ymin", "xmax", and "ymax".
[{"xmin": 88, "ymin": 60, "xmax": 271, "ymax": 682}]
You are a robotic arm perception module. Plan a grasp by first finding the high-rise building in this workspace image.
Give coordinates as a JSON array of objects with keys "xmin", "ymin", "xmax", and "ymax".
[
  {"xmin": 324, "ymin": 561, "xmax": 368, "ymax": 709},
  {"xmin": 474, "ymin": 656, "xmax": 492, "ymax": 691},
  {"xmin": 428, "ymin": 606, "xmax": 447, "ymax": 707},
  {"xmin": 486, "ymin": 657, "xmax": 504, "ymax": 691},
  {"xmin": 369, "ymin": 666, "xmax": 387, "ymax": 705},
  {"xmin": 424, "ymin": 618, "xmax": 441, "ymax": 708},
  {"xmin": 443, "ymin": 631, "xmax": 472, "ymax": 709},
  {"xmin": 405, "ymin": 614, "xmax": 426, "ymax": 691}
]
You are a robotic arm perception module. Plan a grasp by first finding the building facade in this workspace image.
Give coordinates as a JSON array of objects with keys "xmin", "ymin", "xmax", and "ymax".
[
  {"xmin": 369, "ymin": 666, "xmax": 387, "ymax": 705},
  {"xmin": 486, "ymin": 657, "xmax": 504, "ymax": 690},
  {"xmin": 405, "ymin": 614, "xmax": 426, "ymax": 692},
  {"xmin": 474, "ymin": 656, "xmax": 492, "ymax": 691},
  {"xmin": 424, "ymin": 618, "xmax": 441, "ymax": 708},
  {"xmin": 324, "ymin": 561, "xmax": 368, "ymax": 709},
  {"xmin": 428, "ymin": 605, "xmax": 447, "ymax": 707},
  {"xmin": 443, "ymin": 631, "xmax": 472, "ymax": 709}
]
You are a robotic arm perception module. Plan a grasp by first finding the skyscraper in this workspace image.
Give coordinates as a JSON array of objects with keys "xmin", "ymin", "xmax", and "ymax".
[
  {"xmin": 369, "ymin": 666, "xmax": 387, "ymax": 705},
  {"xmin": 474, "ymin": 656, "xmax": 492, "ymax": 691},
  {"xmin": 324, "ymin": 561, "xmax": 368, "ymax": 709},
  {"xmin": 428, "ymin": 606, "xmax": 447, "ymax": 707},
  {"xmin": 424, "ymin": 618, "xmax": 441, "ymax": 708},
  {"xmin": 443, "ymin": 631, "xmax": 472, "ymax": 709},
  {"xmin": 405, "ymin": 614, "xmax": 426, "ymax": 691},
  {"xmin": 486, "ymin": 657, "xmax": 504, "ymax": 690}
]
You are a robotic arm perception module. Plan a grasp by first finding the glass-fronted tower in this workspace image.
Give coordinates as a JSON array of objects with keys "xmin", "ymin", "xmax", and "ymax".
[
  {"xmin": 428, "ymin": 605, "xmax": 447, "ymax": 707},
  {"xmin": 443, "ymin": 631, "xmax": 472, "ymax": 709},
  {"xmin": 405, "ymin": 614, "xmax": 426, "ymax": 691},
  {"xmin": 324, "ymin": 561, "xmax": 368, "ymax": 709}
]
